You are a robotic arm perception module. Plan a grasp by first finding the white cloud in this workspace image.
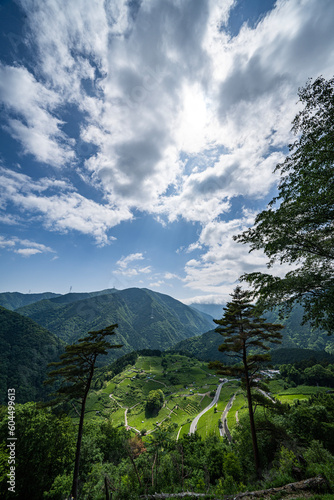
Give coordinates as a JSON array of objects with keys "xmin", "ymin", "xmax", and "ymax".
[
  {"xmin": 149, "ymin": 280, "xmax": 164, "ymax": 288},
  {"xmin": 164, "ymin": 272, "xmax": 180, "ymax": 280},
  {"xmin": 0, "ymin": 236, "xmax": 16, "ymax": 248},
  {"xmin": 14, "ymin": 248, "xmax": 43, "ymax": 257},
  {"xmin": 0, "ymin": 167, "xmax": 131, "ymax": 245},
  {"xmin": 114, "ymin": 253, "xmax": 152, "ymax": 277},
  {"xmin": 116, "ymin": 253, "xmax": 144, "ymax": 269},
  {"xmin": 182, "ymin": 294, "xmax": 227, "ymax": 306},
  {"xmin": 182, "ymin": 211, "xmax": 297, "ymax": 301},
  {"xmin": 0, "ymin": 236, "xmax": 55, "ymax": 257},
  {"xmin": 0, "ymin": 64, "xmax": 75, "ymax": 167},
  {"xmin": 5, "ymin": 0, "xmax": 334, "ymax": 223}
]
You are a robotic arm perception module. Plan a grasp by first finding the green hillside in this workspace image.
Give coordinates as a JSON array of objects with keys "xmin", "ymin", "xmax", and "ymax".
[
  {"xmin": 173, "ymin": 303, "xmax": 334, "ymax": 360},
  {"xmin": 16, "ymin": 288, "xmax": 213, "ymax": 363},
  {"xmin": 83, "ymin": 351, "xmax": 332, "ymax": 440},
  {"xmin": 265, "ymin": 304, "xmax": 334, "ymax": 352},
  {"xmin": 0, "ymin": 306, "xmax": 64, "ymax": 404},
  {"xmin": 49, "ymin": 288, "xmax": 119, "ymax": 305},
  {"xmin": 0, "ymin": 291, "xmax": 61, "ymax": 311},
  {"xmin": 83, "ymin": 352, "xmax": 228, "ymax": 438}
]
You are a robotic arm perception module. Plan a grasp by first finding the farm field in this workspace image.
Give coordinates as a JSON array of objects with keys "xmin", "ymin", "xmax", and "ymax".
[{"xmin": 85, "ymin": 353, "xmax": 331, "ymax": 441}]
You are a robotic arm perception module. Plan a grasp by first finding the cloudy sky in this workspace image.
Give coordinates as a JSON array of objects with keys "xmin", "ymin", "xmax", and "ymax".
[{"xmin": 0, "ymin": 0, "xmax": 333, "ymax": 304}]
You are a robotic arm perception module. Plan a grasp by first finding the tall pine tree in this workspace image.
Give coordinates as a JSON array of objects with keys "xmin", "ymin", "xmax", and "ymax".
[
  {"xmin": 209, "ymin": 286, "xmax": 283, "ymax": 478},
  {"xmin": 45, "ymin": 324, "xmax": 122, "ymax": 500}
]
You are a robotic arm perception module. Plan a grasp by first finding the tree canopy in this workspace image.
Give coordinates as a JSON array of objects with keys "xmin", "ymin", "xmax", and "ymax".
[{"xmin": 234, "ymin": 76, "xmax": 334, "ymax": 332}]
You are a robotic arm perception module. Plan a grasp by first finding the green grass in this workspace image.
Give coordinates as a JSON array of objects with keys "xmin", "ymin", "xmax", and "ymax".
[
  {"xmin": 196, "ymin": 406, "xmax": 221, "ymax": 438},
  {"xmin": 276, "ymin": 394, "xmax": 309, "ymax": 403},
  {"xmin": 275, "ymin": 385, "xmax": 330, "ymax": 403},
  {"xmin": 226, "ymin": 393, "xmax": 246, "ymax": 431},
  {"xmin": 279, "ymin": 385, "xmax": 331, "ymax": 395},
  {"xmin": 178, "ymin": 422, "xmax": 191, "ymax": 439}
]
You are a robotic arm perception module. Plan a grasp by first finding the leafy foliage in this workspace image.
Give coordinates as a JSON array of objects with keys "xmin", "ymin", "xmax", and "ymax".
[
  {"xmin": 146, "ymin": 389, "xmax": 164, "ymax": 416},
  {"xmin": 0, "ymin": 403, "xmax": 75, "ymax": 500},
  {"xmin": 235, "ymin": 76, "xmax": 334, "ymax": 332}
]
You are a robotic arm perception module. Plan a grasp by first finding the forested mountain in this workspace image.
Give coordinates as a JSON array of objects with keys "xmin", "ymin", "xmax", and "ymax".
[
  {"xmin": 173, "ymin": 302, "xmax": 334, "ymax": 360},
  {"xmin": 190, "ymin": 302, "xmax": 224, "ymax": 319},
  {"xmin": 48, "ymin": 288, "xmax": 119, "ymax": 305},
  {"xmin": 0, "ymin": 306, "xmax": 64, "ymax": 404},
  {"xmin": 265, "ymin": 304, "xmax": 334, "ymax": 352},
  {"xmin": 16, "ymin": 288, "xmax": 213, "ymax": 363},
  {"xmin": 0, "ymin": 289, "xmax": 119, "ymax": 311},
  {"xmin": 0, "ymin": 291, "xmax": 61, "ymax": 310}
]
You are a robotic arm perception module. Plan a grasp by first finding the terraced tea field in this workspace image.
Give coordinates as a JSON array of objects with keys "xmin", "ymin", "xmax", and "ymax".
[{"xmin": 84, "ymin": 353, "xmax": 330, "ymax": 441}]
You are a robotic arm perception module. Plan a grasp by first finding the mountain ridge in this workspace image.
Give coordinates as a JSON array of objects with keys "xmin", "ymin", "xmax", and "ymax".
[
  {"xmin": 15, "ymin": 287, "xmax": 214, "ymax": 363},
  {"xmin": 0, "ymin": 291, "xmax": 61, "ymax": 311}
]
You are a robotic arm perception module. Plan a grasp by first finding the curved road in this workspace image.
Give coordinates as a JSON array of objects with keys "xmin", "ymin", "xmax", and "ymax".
[{"xmin": 189, "ymin": 379, "xmax": 227, "ymax": 434}]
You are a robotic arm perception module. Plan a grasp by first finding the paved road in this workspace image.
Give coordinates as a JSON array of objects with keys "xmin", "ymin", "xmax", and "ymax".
[
  {"xmin": 189, "ymin": 379, "xmax": 227, "ymax": 434},
  {"xmin": 219, "ymin": 394, "xmax": 236, "ymax": 442}
]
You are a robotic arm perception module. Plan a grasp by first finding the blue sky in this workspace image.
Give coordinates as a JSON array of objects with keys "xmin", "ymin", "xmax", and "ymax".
[{"xmin": 0, "ymin": 0, "xmax": 334, "ymax": 304}]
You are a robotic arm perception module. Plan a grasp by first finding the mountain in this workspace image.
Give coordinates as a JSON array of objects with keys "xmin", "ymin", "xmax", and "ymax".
[
  {"xmin": 172, "ymin": 329, "xmax": 225, "ymax": 362},
  {"xmin": 173, "ymin": 303, "xmax": 334, "ymax": 361},
  {"xmin": 48, "ymin": 288, "xmax": 119, "ymax": 305},
  {"xmin": 0, "ymin": 306, "xmax": 64, "ymax": 404},
  {"xmin": 264, "ymin": 304, "xmax": 334, "ymax": 352},
  {"xmin": 270, "ymin": 348, "xmax": 334, "ymax": 366},
  {"xmin": 16, "ymin": 288, "xmax": 214, "ymax": 363},
  {"xmin": 0, "ymin": 291, "xmax": 61, "ymax": 311},
  {"xmin": 0, "ymin": 289, "xmax": 119, "ymax": 311},
  {"xmin": 189, "ymin": 303, "xmax": 225, "ymax": 319}
]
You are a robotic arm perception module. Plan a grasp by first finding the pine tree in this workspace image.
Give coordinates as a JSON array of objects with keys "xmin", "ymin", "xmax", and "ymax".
[
  {"xmin": 45, "ymin": 324, "xmax": 122, "ymax": 500},
  {"xmin": 209, "ymin": 286, "xmax": 283, "ymax": 478}
]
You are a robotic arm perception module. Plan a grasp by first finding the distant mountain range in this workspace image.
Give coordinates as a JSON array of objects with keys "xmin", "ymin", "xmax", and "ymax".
[
  {"xmin": 1, "ymin": 287, "xmax": 333, "ymax": 405},
  {"xmin": 173, "ymin": 303, "xmax": 334, "ymax": 359},
  {"xmin": 189, "ymin": 302, "xmax": 224, "ymax": 319},
  {"xmin": 0, "ymin": 291, "xmax": 61, "ymax": 310},
  {"xmin": 2, "ymin": 287, "xmax": 214, "ymax": 364}
]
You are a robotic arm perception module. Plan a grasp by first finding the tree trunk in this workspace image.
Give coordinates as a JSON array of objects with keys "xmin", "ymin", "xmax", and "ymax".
[
  {"xmin": 71, "ymin": 366, "xmax": 95, "ymax": 499},
  {"xmin": 130, "ymin": 456, "xmax": 142, "ymax": 487},
  {"xmin": 243, "ymin": 345, "xmax": 261, "ymax": 478}
]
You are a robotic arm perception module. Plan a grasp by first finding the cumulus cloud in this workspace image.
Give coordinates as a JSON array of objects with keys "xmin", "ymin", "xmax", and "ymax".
[
  {"xmin": 116, "ymin": 253, "xmax": 144, "ymax": 269},
  {"xmin": 5, "ymin": 0, "xmax": 334, "ymax": 221},
  {"xmin": 182, "ymin": 210, "xmax": 297, "ymax": 301},
  {"xmin": 0, "ymin": 64, "xmax": 75, "ymax": 167},
  {"xmin": 0, "ymin": 167, "xmax": 130, "ymax": 245}
]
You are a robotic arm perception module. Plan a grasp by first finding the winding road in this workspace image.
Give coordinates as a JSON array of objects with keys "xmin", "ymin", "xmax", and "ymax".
[
  {"xmin": 189, "ymin": 379, "xmax": 227, "ymax": 434},
  {"xmin": 220, "ymin": 394, "xmax": 236, "ymax": 442}
]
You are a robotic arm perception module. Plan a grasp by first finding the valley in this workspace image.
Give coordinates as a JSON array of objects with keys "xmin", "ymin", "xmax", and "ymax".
[
  {"xmin": 1, "ymin": 287, "xmax": 334, "ymax": 499},
  {"xmin": 84, "ymin": 352, "xmax": 331, "ymax": 441}
]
